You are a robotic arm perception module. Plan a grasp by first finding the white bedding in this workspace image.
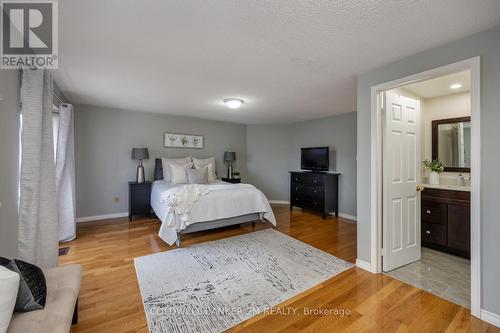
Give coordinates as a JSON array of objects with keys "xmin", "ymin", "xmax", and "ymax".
[{"xmin": 151, "ymin": 180, "xmax": 276, "ymax": 245}]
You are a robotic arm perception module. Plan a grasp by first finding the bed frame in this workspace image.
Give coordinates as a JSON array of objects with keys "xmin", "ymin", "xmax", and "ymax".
[{"xmin": 153, "ymin": 158, "xmax": 270, "ymax": 247}]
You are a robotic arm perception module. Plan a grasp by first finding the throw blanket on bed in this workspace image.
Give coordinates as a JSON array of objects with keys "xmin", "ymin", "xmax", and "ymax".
[{"xmin": 164, "ymin": 184, "xmax": 209, "ymax": 229}]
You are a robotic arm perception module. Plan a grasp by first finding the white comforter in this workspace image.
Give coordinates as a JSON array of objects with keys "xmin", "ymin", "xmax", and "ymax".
[{"xmin": 151, "ymin": 180, "xmax": 276, "ymax": 245}]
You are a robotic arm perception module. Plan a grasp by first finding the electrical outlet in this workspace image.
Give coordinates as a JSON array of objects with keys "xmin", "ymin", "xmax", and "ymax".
[{"xmin": 113, "ymin": 197, "xmax": 119, "ymax": 203}]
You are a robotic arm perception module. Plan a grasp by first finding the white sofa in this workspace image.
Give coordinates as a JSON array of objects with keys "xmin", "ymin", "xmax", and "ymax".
[{"xmin": 7, "ymin": 264, "xmax": 82, "ymax": 333}]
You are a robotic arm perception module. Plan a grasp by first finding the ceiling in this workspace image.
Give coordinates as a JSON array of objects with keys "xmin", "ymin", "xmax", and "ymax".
[
  {"xmin": 402, "ymin": 71, "xmax": 471, "ymax": 99},
  {"xmin": 53, "ymin": 1, "xmax": 500, "ymax": 124}
]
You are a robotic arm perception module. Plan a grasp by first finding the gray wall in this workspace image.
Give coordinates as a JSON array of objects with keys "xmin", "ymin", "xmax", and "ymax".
[
  {"xmin": 0, "ymin": 70, "xmax": 20, "ymax": 258},
  {"xmin": 290, "ymin": 112, "xmax": 357, "ymax": 217},
  {"xmin": 357, "ymin": 26, "xmax": 500, "ymax": 314},
  {"xmin": 246, "ymin": 124, "xmax": 292, "ymax": 201},
  {"xmin": 74, "ymin": 104, "xmax": 247, "ymax": 218},
  {"xmin": 246, "ymin": 112, "xmax": 357, "ymax": 217}
]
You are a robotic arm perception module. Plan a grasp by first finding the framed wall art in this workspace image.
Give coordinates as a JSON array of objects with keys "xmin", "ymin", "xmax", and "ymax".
[{"xmin": 163, "ymin": 132, "xmax": 204, "ymax": 149}]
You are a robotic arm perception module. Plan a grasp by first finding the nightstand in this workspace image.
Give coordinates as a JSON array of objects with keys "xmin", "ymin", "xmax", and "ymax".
[
  {"xmin": 221, "ymin": 177, "xmax": 241, "ymax": 184},
  {"xmin": 128, "ymin": 181, "xmax": 152, "ymax": 221}
]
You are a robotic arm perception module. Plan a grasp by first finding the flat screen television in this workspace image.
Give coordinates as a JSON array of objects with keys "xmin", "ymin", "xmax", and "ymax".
[{"xmin": 301, "ymin": 147, "xmax": 329, "ymax": 171}]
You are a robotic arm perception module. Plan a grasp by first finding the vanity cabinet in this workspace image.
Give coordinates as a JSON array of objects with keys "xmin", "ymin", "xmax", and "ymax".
[
  {"xmin": 421, "ymin": 188, "xmax": 470, "ymax": 258},
  {"xmin": 447, "ymin": 204, "xmax": 471, "ymax": 255}
]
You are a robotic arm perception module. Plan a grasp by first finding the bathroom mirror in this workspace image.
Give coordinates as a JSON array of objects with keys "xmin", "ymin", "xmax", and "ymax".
[{"xmin": 432, "ymin": 116, "xmax": 471, "ymax": 172}]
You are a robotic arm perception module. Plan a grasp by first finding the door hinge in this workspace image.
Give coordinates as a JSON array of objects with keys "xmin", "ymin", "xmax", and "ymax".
[{"xmin": 380, "ymin": 248, "xmax": 385, "ymax": 256}]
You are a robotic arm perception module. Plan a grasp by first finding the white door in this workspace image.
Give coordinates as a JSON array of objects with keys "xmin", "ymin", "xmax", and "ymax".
[{"xmin": 382, "ymin": 92, "xmax": 421, "ymax": 272}]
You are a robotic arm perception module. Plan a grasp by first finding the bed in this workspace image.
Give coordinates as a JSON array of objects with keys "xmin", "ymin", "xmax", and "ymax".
[{"xmin": 151, "ymin": 158, "xmax": 276, "ymax": 246}]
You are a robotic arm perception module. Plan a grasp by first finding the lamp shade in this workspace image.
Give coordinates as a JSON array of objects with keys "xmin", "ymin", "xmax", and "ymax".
[
  {"xmin": 224, "ymin": 151, "xmax": 236, "ymax": 162},
  {"xmin": 131, "ymin": 147, "xmax": 149, "ymax": 160}
]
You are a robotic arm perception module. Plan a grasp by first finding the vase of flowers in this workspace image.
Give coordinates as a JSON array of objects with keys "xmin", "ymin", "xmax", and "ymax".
[{"xmin": 423, "ymin": 159, "xmax": 444, "ymax": 185}]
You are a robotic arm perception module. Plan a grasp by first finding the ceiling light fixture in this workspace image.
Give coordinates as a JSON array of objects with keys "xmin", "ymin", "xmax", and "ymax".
[
  {"xmin": 224, "ymin": 98, "xmax": 244, "ymax": 109},
  {"xmin": 450, "ymin": 83, "xmax": 462, "ymax": 90}
]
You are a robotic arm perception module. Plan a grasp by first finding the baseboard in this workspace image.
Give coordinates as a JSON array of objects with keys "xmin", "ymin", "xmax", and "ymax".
[
  {"xmin": 355, "ymin": 259, "xmax": 373, "ymax": 272},
  {"xmin": 338, "ymin": 213, "xmax": 357, "ymax": 221},
  {"xmin": 270, "ymin": 200, "xmax": 357, "ymax": 221},
  {"xmin": 76, "ymin": 212, "xmax": 128, "ymax": 223},
  {"xmin": 481, "ymin": 309, "xmax": 500, "ymax": 328},
  {"xmin": 269, "ymin": 200, "xmax": 290, "ymax": 205}
]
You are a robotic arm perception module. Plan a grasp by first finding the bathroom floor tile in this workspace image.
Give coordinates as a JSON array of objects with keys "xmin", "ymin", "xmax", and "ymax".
[{"xmin": 386, "ymin": 247, "xmax": 470, "ymax": 308}]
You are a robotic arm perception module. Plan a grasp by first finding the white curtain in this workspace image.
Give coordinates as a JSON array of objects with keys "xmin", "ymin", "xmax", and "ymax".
[
  {"xmin": 56, "ymin": 104, "xmax": 76, "ymax": 242},
  {"xmin": 18, "ymin": 69, "xmax": 58, "ymax": 268}
]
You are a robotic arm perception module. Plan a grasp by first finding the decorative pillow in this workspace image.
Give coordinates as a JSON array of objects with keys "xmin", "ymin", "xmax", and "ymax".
[
  {"xmin": 170, "ymin": 162, "xmax": 193, "ymax": 184},
  {"xmin": 0, "ymin": 258, "xmax": 47, "ymax": 312},
  {"xmin": 192, "ymin": 157, "xmax": 217, "ymax": 182},
  {"xmin": 0, "ymin": 266, "xmax": 19, "ymax": 333},
  {"xmin": 187, "ymin": 167, "xmax": 209, "ymax": 184},
  {"xmin": 161, "ymin": 157, "xmax": 191, "ymax": 181}
]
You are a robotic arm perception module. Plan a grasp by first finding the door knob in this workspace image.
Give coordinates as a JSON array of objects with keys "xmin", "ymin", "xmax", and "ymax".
[{"xmin": 416, "ymin": 185, "xmax": 425, "ymax": 192}]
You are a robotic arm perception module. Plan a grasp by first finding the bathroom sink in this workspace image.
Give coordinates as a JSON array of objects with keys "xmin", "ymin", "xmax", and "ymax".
[{"xmin": 421, "ymin": 183, "xmax": 470, "ymax": 192}]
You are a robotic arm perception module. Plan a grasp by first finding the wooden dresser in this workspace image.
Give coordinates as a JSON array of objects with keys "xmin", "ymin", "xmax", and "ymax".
[
  {"xmin": 421, "ymin": 187, "xmax": 470, "ymax": 258},
  {"xmin": 289, "ymin": 171, "xmax": 339, "ymax": 219}
]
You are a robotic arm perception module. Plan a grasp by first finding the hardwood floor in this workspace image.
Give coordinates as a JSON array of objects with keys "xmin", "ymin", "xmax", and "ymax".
[{"xmin": 60, "ymin": 205, "xmax": 499, "ymax": 332}]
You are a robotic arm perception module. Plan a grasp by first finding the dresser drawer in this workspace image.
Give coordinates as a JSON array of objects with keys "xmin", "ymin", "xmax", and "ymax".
[
  {"xmin": 291, "ymin": 184, "xmax": 323, "ymax": 198},
  {"xmin": 421, "ymin": 201, "xmax": 447, "ymax": 224},
  {"xmin": 291, "ymin": 173, "xmax": 323, "ymax": 186},
  {"xmin": 291, "ymin": 195, "xmax": 305, "ymax": 208},
  {"xmin": 422, "ymin": 222, "xmax": 447, "ymax": 246},
  {"xmin": 291, "ymin": 195, "xmax": 323, "ymax": 211},
  {"xmin": 302, "ymin": 197, "xmax": 323, "ymax": 212}
]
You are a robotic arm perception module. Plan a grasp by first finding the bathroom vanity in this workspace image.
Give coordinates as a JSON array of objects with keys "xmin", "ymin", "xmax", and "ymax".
[{"xmin": 421, "ymin": 185, "xmax": 470, "ymax": 258}]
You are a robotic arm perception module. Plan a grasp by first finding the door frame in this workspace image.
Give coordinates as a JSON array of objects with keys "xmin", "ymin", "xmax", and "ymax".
[{"xmin": 369, "ymin": 57, "xmax": 481, "ymax": 317}]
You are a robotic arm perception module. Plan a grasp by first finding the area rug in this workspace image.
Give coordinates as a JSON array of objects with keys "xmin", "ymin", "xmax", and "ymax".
[{"xmin": 134, "ymin": 228, "xmax": 353, "ymax": 333}]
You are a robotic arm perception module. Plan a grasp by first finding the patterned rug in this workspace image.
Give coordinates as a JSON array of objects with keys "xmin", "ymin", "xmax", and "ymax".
[{"xmin": 134, "ymin": 228, "xmax": 353, "ymax": 333}]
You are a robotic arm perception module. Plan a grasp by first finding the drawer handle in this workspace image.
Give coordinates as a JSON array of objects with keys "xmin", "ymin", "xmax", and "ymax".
[
  {"xmin": 295, "ymin": 187, "xmax": 298, "ymax": 190},
  {"xmin": 295, "ymin": 178, "xmax": 298, "ymax": 181},
  {"xmin": 314, "ymin": 202, "xmax": 318, "ymax": 205},
  {"xmin": 314, "ymin": 190, "xmax": 317, "ymax": 193},
  {"xmin": 426, "ymin": 210, "xmax": 431, "ymax": 214},
  {"xmin": 425, "ymin": 230, "xmax": 431, "ymax": 234}
]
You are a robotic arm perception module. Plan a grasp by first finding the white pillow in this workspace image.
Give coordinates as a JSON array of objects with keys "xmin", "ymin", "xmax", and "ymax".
[
  {"xmin": 187, "ymin": 166, "xmax": 209, "ymax": 184},
  {"xmin": 0, "ymin": 266, "xmax": 20, "ymax": 333},
  {"xmin": 161, "ymin": 157, "xmax": 191, "ymax": 181},
  {"xmin": 192, "ymin": 157, "xmax": 217, "ymax": 182},
  {"xmin": 170, "ymin": 162, "xmax": 193, "ymax": 184}
]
